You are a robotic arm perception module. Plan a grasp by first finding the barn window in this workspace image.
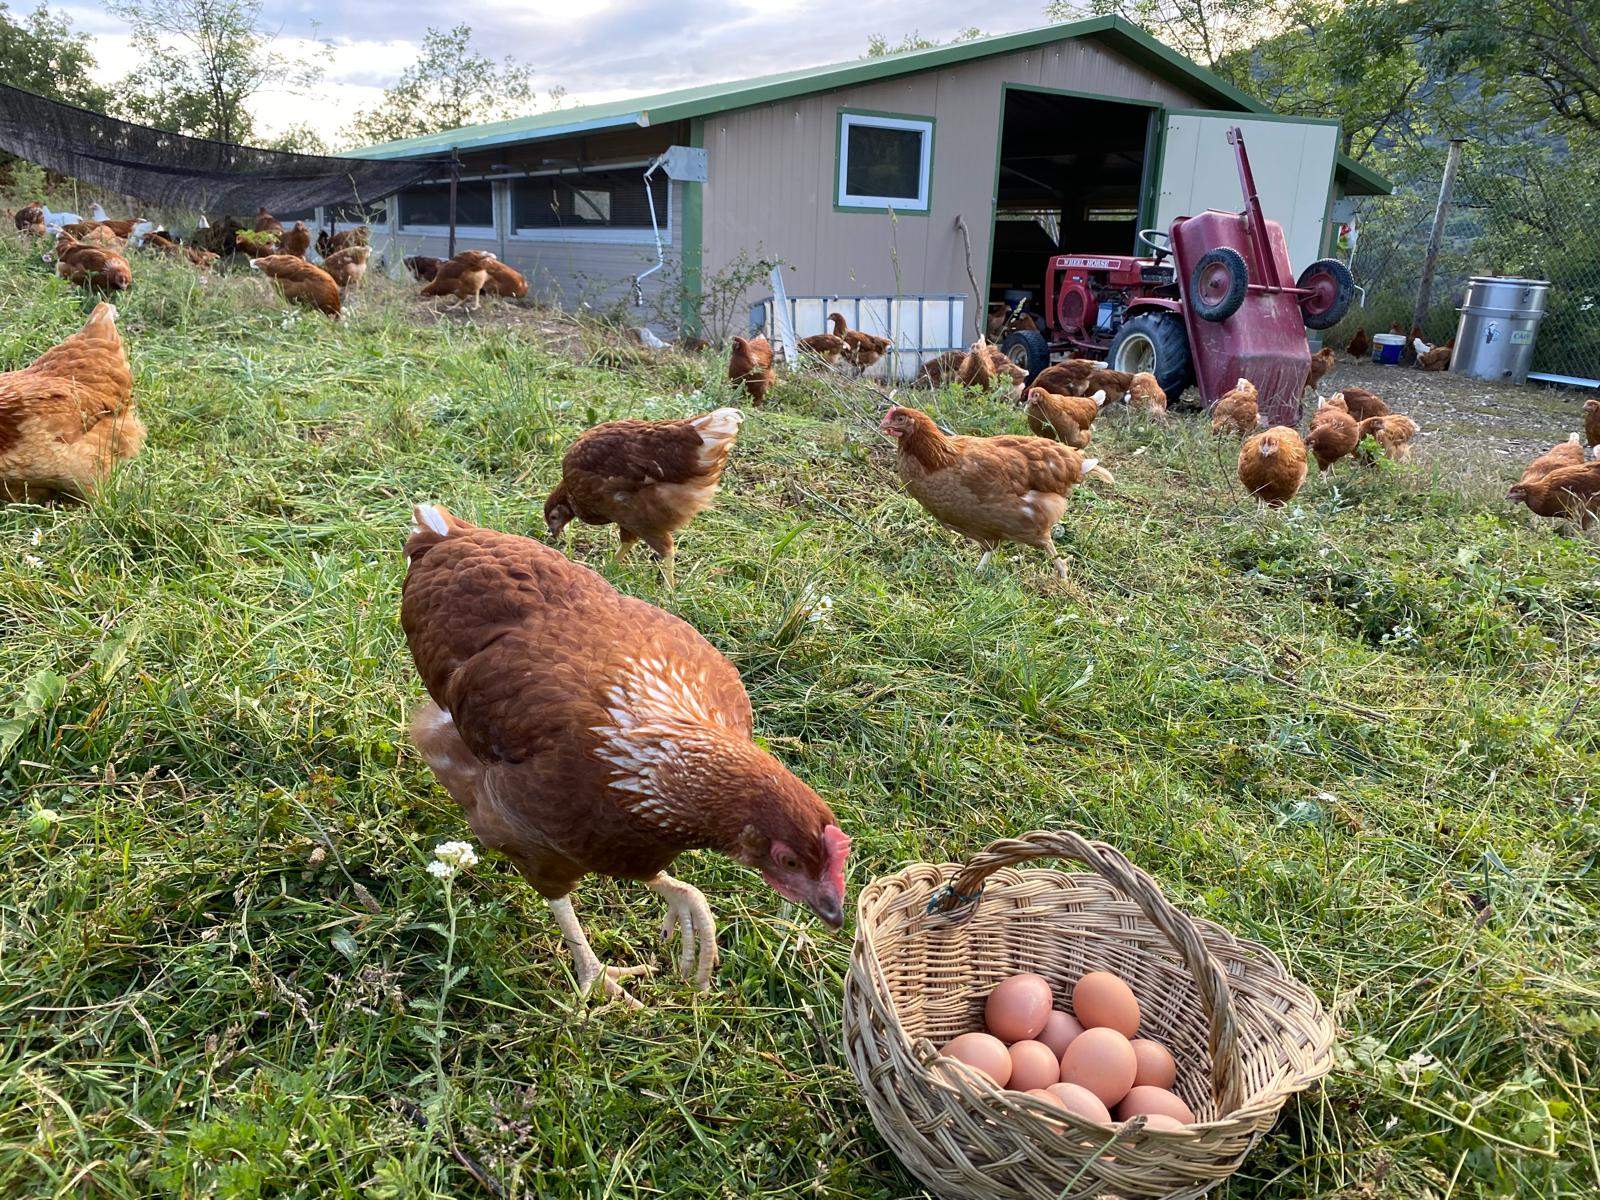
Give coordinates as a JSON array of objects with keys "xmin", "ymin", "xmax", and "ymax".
[
  {"xmin": 510, "ymin": 167, "xmax": 667, "ymax": 243},
  {"xmin": 836, "ymin": 111, "xmax": 934, "ymax": 214},
  {"xmin": 396, "ymin": 180, "xmax": 495, "ymax": 233}
]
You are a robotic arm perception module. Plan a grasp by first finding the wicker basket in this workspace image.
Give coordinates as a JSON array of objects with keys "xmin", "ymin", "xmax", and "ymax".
[{"xmin": 842, "ymin": 830, "xmax": 1335, "ymax": 1200}]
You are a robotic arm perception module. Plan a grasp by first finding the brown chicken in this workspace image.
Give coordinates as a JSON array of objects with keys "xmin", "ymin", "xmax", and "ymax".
[
  {"xmin": 1306, "ymin": 394, "xmax": 1360, "ymax": 471},
  {"xmin": 317, "ymin": 226, "xmax": 370, "ymax": 258},
  {"xmin": 799, "ymin": 330, "xmax": 848, "ymax": 365},
  {"xmin": 1032, "ymin": 359, "xmax": 1134, "ymax": 403},
  {"xmin": 401, "ymin": 504, "xmax": 850, "ymax": 1004},
  {"xmin": 321, "ymin": 245, "xmax": 370, "ymax": 290},
  {"xmin": 727, "ymin": 335, "xmax": 775, "ymax": 404},
  {"xmin": 544, "ymin": 407, "xmax": 742, "ymax": 585},
  {"xmin": 1211, "ymin": 377, "xmax": 1260, "ymax": 436},
  {"xmin": 1238, "ymin": 426, "xmax": 1308, "ymax": 506},
  {"xmin": 13, "ymin": 202, "xmax": 45, "ymax": 236},
  {"xmin": 253, "ymin": 206, "xmax": 284, "ymax": 233},
  {"xmin": 1338, "ymin": 386, "xmax": 1390, "ymax": 422},
  {"xmin": 421, "ymin": 250, "xmax": 498, "ymax": 311},
  {"xmin": 144, "ymin": 232, "xmax": 219, "ymax": 269},
  {"xmin": 1519, "ymin": 434, "xmax": 1587, "ymax": 486},
  {"xmin": 405, "ymin": 255, "xmax": 443, "ymax": 282},
  {"xmin": 1126, "ymin": 372, "xmax": 1167, "ymax": 417},
  {"xmin": 250, "ymin": 255, "xmax": 341, "ymax": 317},
  {"xmin": 1585, "ymin": 398, "xmax": 1600, "ymax": 449},
  {"xmin": 1024, "ymin": 387, "xmax": 1104, "ymax": 448},
  {"xmin": 1305, "ymin": 346, "xmax": 1335, "ymax": 392},
  {"xmin": 880, "ymin": 404, "xmax": 1112, "ymax": 580},
  {"xmin": 1, "ymin": 302, "xmax": 145, "ymax": 500},
  {"xmin": 1416, "ymin": 342, "xmax": 1452, "ymax": 371},
  {"xmin": 1346, "ymin": 326, "xmax": 1371, "ymax": 360},
  {"xmin": 278, "ymin": 221, "xmax": 311, "ymax": 258},
  {"xmin": 827, "ymin": 312, "xmax": 891, "ymax": 373},
  {"xmin": 1507, "ymin": 462, "xmax": 1600, "ymax": 527},
  {"xmin": 51, "ymin": 238, "xmax": 133, "ymax": 292},
  {"xmin": 1356, "ymin": 414, "xmax": 1419, "ymax": 463},
  {"xmin": 481, "ymin": 258, "xmax": 528, "ymax": 298},
  {"xmin": 914, "ymin": 350, "xmax": 967, "ymax": 387}
]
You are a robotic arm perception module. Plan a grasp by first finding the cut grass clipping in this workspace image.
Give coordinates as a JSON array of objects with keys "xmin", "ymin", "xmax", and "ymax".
[{"xmin": 1, "ymin": 233, "xmax": 1597, "ymax": 1199}]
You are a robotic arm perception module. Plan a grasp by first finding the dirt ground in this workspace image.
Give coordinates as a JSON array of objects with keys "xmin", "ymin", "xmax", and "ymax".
[{"xmin": 1309, "ymin": 356, "xmax": 1594, "ymax": 485}]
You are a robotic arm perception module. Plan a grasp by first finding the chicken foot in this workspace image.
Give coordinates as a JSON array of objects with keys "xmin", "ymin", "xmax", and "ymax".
[
  {"xmin": 548, "ymin": 895, "xmax": 652, "ymax": 1009},
  {"xmin": 646, "ymin": 872, "xmax": 718, "ymax": 990}
]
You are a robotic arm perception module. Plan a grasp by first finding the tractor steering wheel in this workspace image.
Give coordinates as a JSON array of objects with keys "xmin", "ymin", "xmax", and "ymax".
[{"xmin": 1137, "ymin": 228, "xmax": 1172, "ymax": 264}]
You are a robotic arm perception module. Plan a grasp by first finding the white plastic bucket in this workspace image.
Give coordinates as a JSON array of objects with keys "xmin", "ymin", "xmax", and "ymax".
[{"xmin": 1372, "ymin": 333, "xmax": 1406, "ymax": 365}]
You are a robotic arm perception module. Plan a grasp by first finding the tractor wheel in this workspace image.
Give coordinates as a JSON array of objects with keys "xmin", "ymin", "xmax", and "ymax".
[
  {"xmin": 1296, "ymin": 258, "xmax": 1355, "ymax": 329},
  {"xmin": 1190, "ymin": 247, "xmax": 1249, "ymax": 322},
  {"xmin": 1108, "ymin": 313, "xmax": 1193, "ymax": 402},
  {"xmin": 1000, "ymin": 328, "xmax": 1051, "ymax": 383}
]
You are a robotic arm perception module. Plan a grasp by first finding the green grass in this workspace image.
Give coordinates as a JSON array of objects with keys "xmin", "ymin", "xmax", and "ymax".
[{"xmin": 1, "ymin": 232, "xmax": 1597, "ymax": 1200}]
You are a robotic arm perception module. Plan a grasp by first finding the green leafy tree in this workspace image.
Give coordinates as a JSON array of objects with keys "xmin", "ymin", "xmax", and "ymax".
[
  {"xmin": 342, "ymin": 25, "xmax": 540, "ymax": 146},
  {"xmin": 865, "ymin": 26, "xmax": 984, "ymax": 56},
  {"xmin": 0, "ymin": 2, "xmax": 108, "ymax": 108},
  {"xmin": 114, "ymin": 0, "xmax": 324, "ymax": 145}
]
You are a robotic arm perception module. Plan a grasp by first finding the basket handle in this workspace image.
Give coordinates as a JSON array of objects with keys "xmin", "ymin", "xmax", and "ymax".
[{"xmin": 935, "ymin": 828, "xmax": 1244, "ymax": 1115}]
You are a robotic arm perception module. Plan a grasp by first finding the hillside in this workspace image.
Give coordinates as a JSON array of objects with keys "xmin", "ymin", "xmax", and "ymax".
[{"xmin": 1, "ymin": 242, "xmax": 1597, "ymax": 1199}]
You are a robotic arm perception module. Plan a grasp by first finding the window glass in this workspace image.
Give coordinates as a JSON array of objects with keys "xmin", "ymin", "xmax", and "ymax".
[
  {"xmin": 513, "ymin": 170, "xmax": 664, "ymax": 229},
  {"xmin": 397, "ymin": 181, "xmax": 493, "ymax": 228},
  {"xmin": 845, "ymin": 125, "xmax": 924, "ymax": 201}
]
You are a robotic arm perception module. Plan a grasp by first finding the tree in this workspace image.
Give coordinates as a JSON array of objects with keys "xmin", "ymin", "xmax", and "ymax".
[
  {"xmin": 865, "ymin": 27, "xmax": 984, "ymax": 56},
  {"xmin": 114, "ymin": 0, "xmax": 324, "ymax": 145},
  {"xmin": 0, "ymin": 2, "xmax": 108, "ymax": 109},
  {"xmin": 342, "ymin": 25, "xmax": 541, "ymax": 147},
  {"xmin": 1047, "ymin": 0, "xmax": 1267, "ymax": 76}
]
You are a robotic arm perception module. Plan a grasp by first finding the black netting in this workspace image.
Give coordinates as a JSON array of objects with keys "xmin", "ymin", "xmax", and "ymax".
[{"xmin": 0, "ymin": 82, "xmax": 446, "ymax": 217}]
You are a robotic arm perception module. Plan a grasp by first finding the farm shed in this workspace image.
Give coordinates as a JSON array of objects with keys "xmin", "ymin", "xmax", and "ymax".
[{"xmin": 354, "ymin": 15, "xmax": 1391, "ymax": 371}]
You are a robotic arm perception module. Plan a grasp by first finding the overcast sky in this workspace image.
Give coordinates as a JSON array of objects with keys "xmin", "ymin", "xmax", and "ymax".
[{"xmin": 58, "ymin": 0, "xmax": 1056, "ymax": 144}]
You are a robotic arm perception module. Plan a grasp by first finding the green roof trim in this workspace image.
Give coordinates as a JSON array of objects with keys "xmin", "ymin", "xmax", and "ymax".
[{"xmin": 352, "ymin": 15, "xmax": 1392, "ymax": 195}]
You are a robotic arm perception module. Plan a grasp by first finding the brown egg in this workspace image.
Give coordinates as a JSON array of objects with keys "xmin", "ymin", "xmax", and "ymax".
[
  {"xmin": 1045, "ymin": 1081, "xmax": 1112, "ymax": 1123},
  {"xmin": 985, "ymin": 973, "xmax": 1053, "ymax": 1042},
  {"xmin": 1072, "ymin": 971, "xmax": 1140, "ymax": 1037},
  {"xmin": 1136, "ymin": 1113, "xmax": 1188, "ymax": 1132},
  {"xmin": 1037, "ymin": 1009, "xmax": 1085, "ymax": 1058},
  {"xmin": 1116, "ymin": 1085, "xmax": 1196, "ymax": 1125},
  {"xmin": 1025, "ymin": 1087, "xmax": 1068, "ymax": 1110},
  {"xmin": 1058, "ymin": 1026, "xmax": 1138, "ymax": 1107},
  {"xmin": 1130, "ymin": 1038, "xmax": 1177, "ymax": 1090},
  {"xmin": 1007, "ymin": 1039, "xmax": 1061, "ymax": 1092},
  {"xmin": 940, "ymin": 1032, "xmax": 1012, "ymax": 1087}
]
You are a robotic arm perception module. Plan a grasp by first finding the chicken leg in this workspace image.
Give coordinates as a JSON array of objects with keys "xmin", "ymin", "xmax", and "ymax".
[
  {"xmin": 548, "ymin": 895, "xmax": 652, "ymax": 1009},
  {"xmin": 646, "ymin": 872, "xmax": 718, "ymax": 990}
]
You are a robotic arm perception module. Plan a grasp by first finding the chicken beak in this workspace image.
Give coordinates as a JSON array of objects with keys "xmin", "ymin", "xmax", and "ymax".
[{"xmin": 805, "ymin": 881, "xmax": 845, "ymax": 930}]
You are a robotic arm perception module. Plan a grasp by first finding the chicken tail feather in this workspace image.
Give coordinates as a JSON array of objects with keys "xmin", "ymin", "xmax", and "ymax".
[
  {"xmin": 691, "ymin": 406, "xmax": 744, "ymax": 441},
  {"xmin": 415, "ymin": 504, "xmax": 451, "ymax": 537}
]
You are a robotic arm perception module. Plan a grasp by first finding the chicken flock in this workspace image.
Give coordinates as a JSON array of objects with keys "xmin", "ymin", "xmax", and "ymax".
[{"xmin": 6, "ymin": 198, "xmax": 1600, "ymax": 1008}]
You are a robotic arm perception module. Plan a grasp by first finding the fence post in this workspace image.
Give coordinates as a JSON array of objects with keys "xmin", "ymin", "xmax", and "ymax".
[
  {"xmin": 448, "ymin": 151, "xmax": 460, "ymax": 259},
  {"xmin": 1411, "ymin": 138, "xmax": 1464, "ymax": 355}
]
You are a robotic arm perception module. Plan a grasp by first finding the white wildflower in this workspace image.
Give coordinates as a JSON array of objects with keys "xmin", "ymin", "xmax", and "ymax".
[
  {"xmin": 22, "ymin": 554, "xmax": 43, "ymax": 569},
  {"xmin": 30, "ymin": 528, "xmax": 42, "ymax": 546},
  {"xmin": 429, "ymin": 840, "xmax": 479, "ymax": 879}
]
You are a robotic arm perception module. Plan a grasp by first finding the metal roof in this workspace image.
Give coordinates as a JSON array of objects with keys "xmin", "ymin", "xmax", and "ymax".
[{"xmin": 354, "ymin": 15, "xmax": 1392, "ymax": 195}]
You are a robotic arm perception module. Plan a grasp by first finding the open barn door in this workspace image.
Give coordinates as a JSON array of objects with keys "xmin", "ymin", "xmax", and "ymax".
[{"xmin": 1154, "ymin": 112, "xmax": 1339, "ymax": 273}]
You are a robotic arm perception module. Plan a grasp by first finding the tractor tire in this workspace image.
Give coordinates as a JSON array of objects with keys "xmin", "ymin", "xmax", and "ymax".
[
  {"xmin": 1190, "ymin": 247, "xmax": 1249, "ymax": 322},
  {"xmin": 1108, "ymin": 312, "xmax": 1193, "ymax": 402},
  {"xmin": 1296, "ymin": 258, "xmax": 1355, "ymax": 330},
  {"xmin": 1000, "ymin": 328, "xmax": 1051, "ymax": 383}
]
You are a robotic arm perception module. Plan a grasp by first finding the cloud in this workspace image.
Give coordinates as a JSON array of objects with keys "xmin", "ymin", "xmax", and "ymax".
[{"xmin": 61, "ymin": 0, "xmax": 1051, "ymax": 142}]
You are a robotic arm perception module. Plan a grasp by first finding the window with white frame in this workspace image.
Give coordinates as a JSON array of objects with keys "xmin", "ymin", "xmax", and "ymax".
[
  {"xmin": 511, "ymin": 167, "xmax": 667, "ymax": 242},
  {"xmin": 396, "ymin": 180, "xmax": 495, "ymax": 234},
  {"xmin": 836, "ymin": 111, "xmax": 934, "ymax": 213}
]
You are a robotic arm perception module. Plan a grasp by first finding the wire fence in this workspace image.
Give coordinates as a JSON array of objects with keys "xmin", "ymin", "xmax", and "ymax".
[{"xmin": 1334, "ymin": 140, "xmax": 1600, "ymax": 382}]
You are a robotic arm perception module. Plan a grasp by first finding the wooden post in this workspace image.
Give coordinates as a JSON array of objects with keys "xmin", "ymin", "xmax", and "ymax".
[
  {"xmin": 1411, "ymin": 139, "xmax": 1464, "ymax": 354},
  {"xmin": 447, "ymin": 152, "xmax": 460, "ymax": 259}
]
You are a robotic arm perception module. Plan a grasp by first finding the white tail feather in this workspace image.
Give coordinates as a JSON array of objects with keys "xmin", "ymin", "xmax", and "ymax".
[
  {"xmin": 416, "ymin": 504, "xmax": 449, "ymax": 537},
  {"xmin": 691, "ymin": 406, "xmax": 744, "ymax": 440},
  {"xmin": 1081, "ymin": 457, "xmax": 1099, "ymax": 473},
  {"xmin": 1567, "ymin": 432, "xmax": 1580, "ymax": 443},
  {"xmin": 1413, "ymin": 337, "xmax": 1432, "ymax": 355},
  {"xmin": 1091, "ymin": 389, "xmax": 1107, "ymax": 406}
]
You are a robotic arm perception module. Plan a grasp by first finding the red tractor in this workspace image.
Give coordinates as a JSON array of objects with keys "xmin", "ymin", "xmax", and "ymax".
[{"xmin": 999, "ymin": 127, "xmax": 1354, "ymax": 425}]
